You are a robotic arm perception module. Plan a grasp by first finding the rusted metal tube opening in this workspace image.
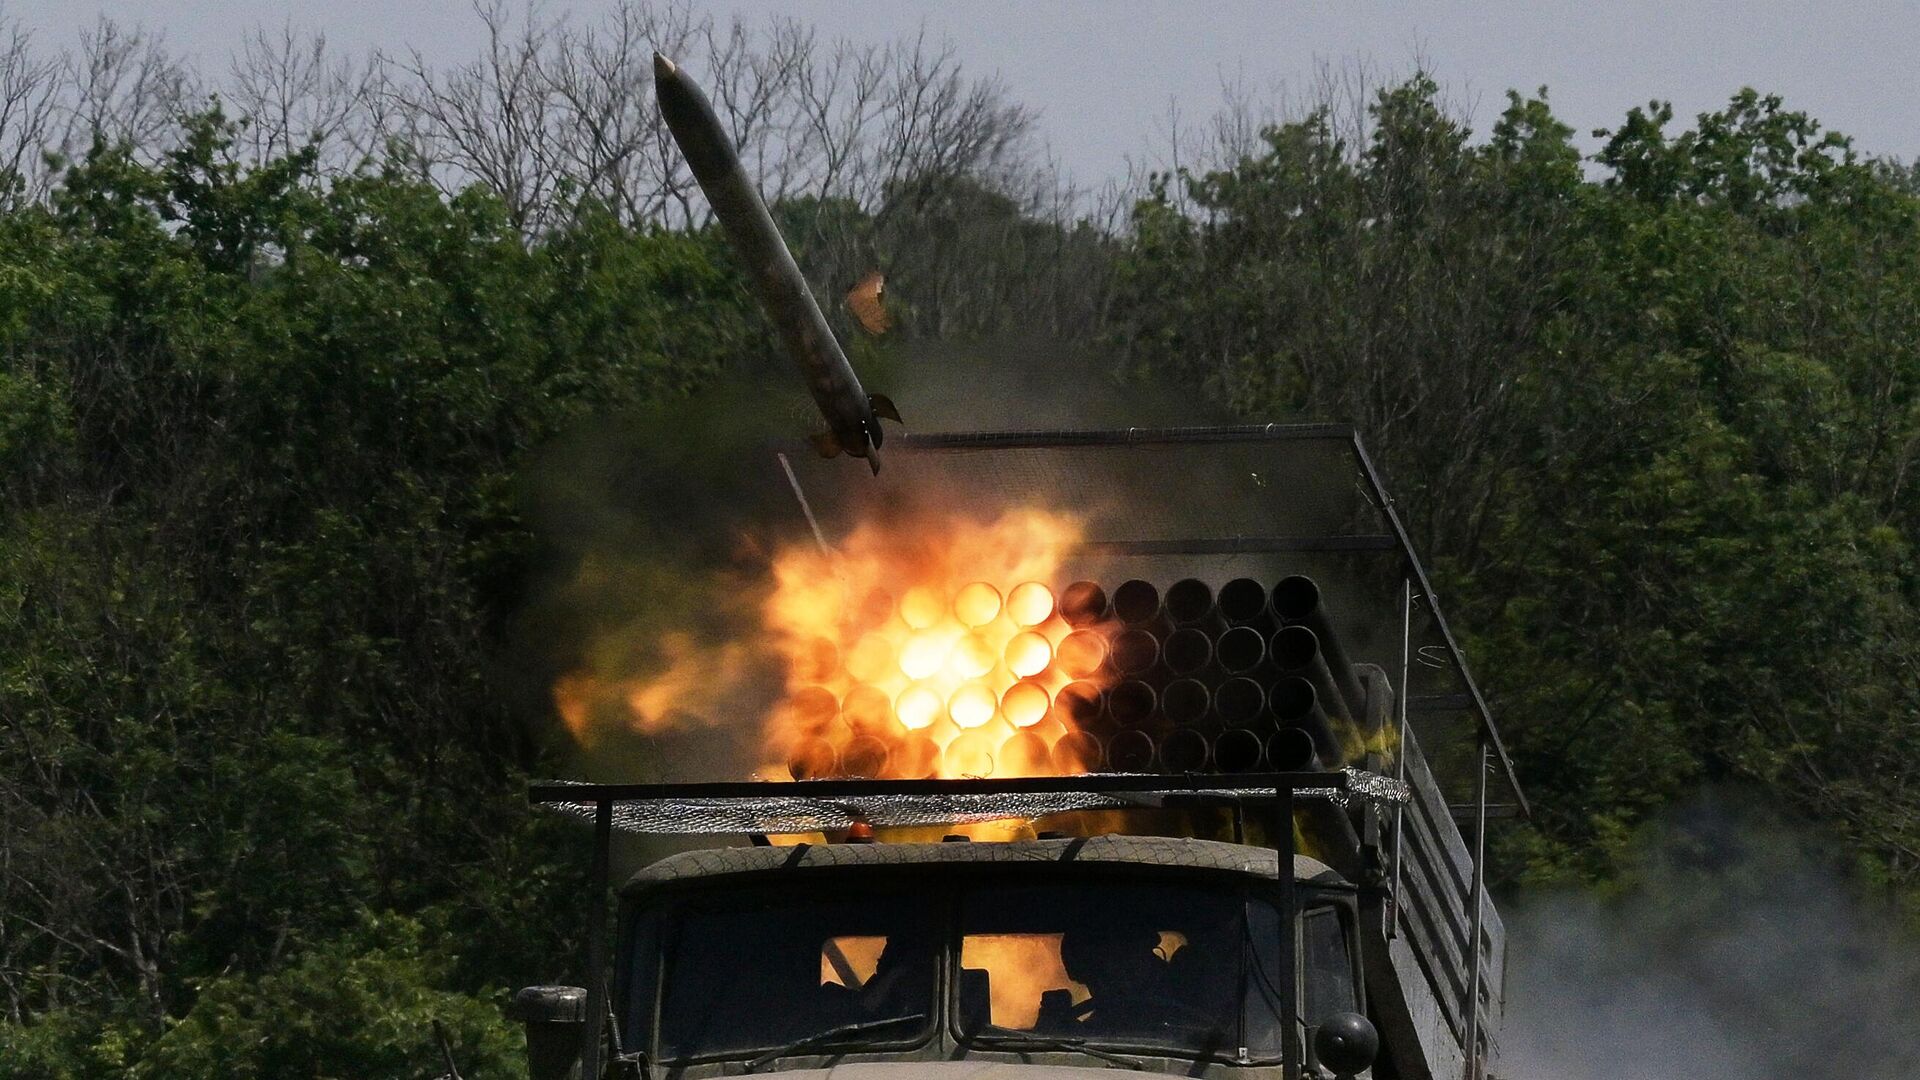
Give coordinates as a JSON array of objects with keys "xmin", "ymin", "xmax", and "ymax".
[
  {"xmin": 1215, "ymin": 727, "xmax": 1266, "ymax": 772},
  {"xmin": 1218, "ymin": 577, "xmax": 1270, "ymax": 625},
  {"xmin": 1271, "ymin": 574, "xmax": 1366, "ymax": 711},
  {"xmin": 1216, "ymin": 625, "xmax": 1266, "ymax": 674},
  {"xmin": 1162, "ymin": 627, "xmax": 1213, "ymax": 675},
  {"xmin": 1108, "ymin": 680, "xmax": 1158, "ymax": 728},
  {"xmin": 1059, "ymin": 580, "xmax": 1110, "ymax": 627},
  {"xmin": 1164, "ymin": 578, "xmax": 1215, "ymax": 625},
  {"xmin": 1160, "ymin": 728, "xmax": 1211, "ymax": 772},
  {"xmin": 1106, "ymin": 729, "xmax": 1156, "ymax": 771},
  {"xmin": 1268, "ymin": 726, "xmax": 1321, "ymax": 771},
  {"xmin": 1110, "ymin": 628, "xmax": 1160, "ymax": 676},
  {"xmin": 1161, "ymin": 678, "xmax": 1212, "ymax": 725},
  {"xmin": 787, "ymin": 738, "xmax": 839, "ymax": 780},
  {"xmin": 1112, "ymin": 579, "xmax": 1163, "ymax": 626},
  {"xmin": 1268, "ymin": 675, "xmax": 1342, "ymax": 765},
  {"xmin": 1213, "ymin": 677, "xmax": 1267, "ymax": 726}
]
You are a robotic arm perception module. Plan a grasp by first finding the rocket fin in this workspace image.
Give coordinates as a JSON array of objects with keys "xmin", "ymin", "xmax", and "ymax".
[
  {"xmin": 869, "ymin": 394, "xmax": 902, "ymax": 423},
  {"xmin": 809, "ymin": 432, "xmax": 843, "ymax": 458},
  {"xmin": 865, "ymin": 446, "xmax": 882, "ymax": 475}
]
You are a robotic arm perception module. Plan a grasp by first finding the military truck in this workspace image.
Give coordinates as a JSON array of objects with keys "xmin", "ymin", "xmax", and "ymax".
[
  {"xmin": 509, "ymin": 55, "xmax": 1527, "ymax": 1080},
  {"xmin": 513, "ymin": 425, "xmax": 1527, "ymax": 1080}
]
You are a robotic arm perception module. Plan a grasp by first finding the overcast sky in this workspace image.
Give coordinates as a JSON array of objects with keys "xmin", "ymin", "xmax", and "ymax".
[{"xmin": 11, "ymin": 1, "xmax": 1919, "ymax": 185}]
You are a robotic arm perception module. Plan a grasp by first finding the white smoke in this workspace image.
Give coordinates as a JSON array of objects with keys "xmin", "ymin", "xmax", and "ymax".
[{"xmin": 1502, "ymin": 796, "xmax": 1920, "ymax": 1080}]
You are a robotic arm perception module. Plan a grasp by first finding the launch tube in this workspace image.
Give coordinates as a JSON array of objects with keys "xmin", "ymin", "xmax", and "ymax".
[
  {"xmin": 1271, "ymin": 575, "xmax": 1367, "ymax": 712},
  {"xmin": 1109, "ymin": 628, "xmax": 1160, "ymax": 676},
  {"xmin": 840, "ymin": 735, "xmax": 891, "ymax": 778},
  {"xmin": 1163, "ymin": 578, "xmax": 1216, "ymax": 626},
  {"xmin": 1112, "ymin": 579, "xmax": 1163, "ymax": 627},
  {"xmin": 1215, "ymin": 625, "xmax": 1266, "ymax": 674},
  {"xmin": 1106, "ymin": 729, "xmax": 1156, "ymax": 772},
  {"xmin": 1159, "ymin": 728, "xmax": 1210, "ymax": 772},
  {"xmin": 1050, "ymin": 730, "xmax": 1103, "ymax": 773},
  {"xmin": 1059, "ymin": 581, "xmax": 1110, "ymax": 627},
  {"xmin": 1212, "ymin": 677, "xmax": 1267, "ymax": 727},
  {"xmin": 1108, "ymin": 680, "xmax": 1158, "ymax": 728},
  {"xmin": 1160, "ymin": 678, "xmax": 1212, "ymax": 725},
  {"xmin": 1268, "ymin": 675, "xmax": 1343, "ymax": 765},
  {"xmin": 1055, "ymin": 630, "xmax": 1109, "ymax": 679},
  {"xmin": 1269, "ymin": 625, "xmax": 1356, "ymax": 724},
  {"xmin": 1267, "ymin": 727, "xmax": 1321, "ymax": 772},
  {"xmin": 1055, "ymin": 680, "xmax": 1107, "ymax": 733},
  {"xmin": 1162, "ymin": 627, "xmax": 1213, "ymax": 676},
  {"xmin": 1214, "ymin": 727, "xmax": 1266, "ymax": 772},
  {"xmin": 1217, "ymin": 577, "xmax": 1271, "ymax": 626},
  {"xmin": 787, "ymin": 738, "xmax": 839, "ymax": 780}
]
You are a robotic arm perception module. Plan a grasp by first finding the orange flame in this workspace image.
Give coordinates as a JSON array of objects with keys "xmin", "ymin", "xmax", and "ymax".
[
  {"xmin": 759, "ymin": 507, "xmax": 1107, "ymax": 780},
  {"xmin": 552, "ymin": 507, "xmax": 1112, "ymax": 780}
]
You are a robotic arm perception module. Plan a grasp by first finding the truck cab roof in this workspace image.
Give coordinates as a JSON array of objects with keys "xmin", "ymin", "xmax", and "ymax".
[{"xmin": 623, "ymin": 834, "xmax": 1345, "ymax": 894}]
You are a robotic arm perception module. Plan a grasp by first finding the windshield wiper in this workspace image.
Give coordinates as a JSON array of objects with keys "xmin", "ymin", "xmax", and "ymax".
[
  {"xmin": 969, "ymin": 1025, "xmax": 1150, "ymax": 1070},
  {"xmin": 745, "ymin": 1013, "xmax": 927, "ymax": 1072}
]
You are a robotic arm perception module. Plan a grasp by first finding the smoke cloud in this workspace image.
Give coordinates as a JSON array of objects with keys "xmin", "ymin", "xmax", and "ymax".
[
  {"xmin": 1502, "ymin": 794, "xmax": 1920, "ymax": 1080},
  {"xmin": 513, "ymin": 336, "xmax": 1218, "ymax": 781}
]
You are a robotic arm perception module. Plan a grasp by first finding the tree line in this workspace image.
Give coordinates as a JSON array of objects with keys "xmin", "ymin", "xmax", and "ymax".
[{"xmin": 1, "ymin": 4, "xmax": 1916, "ymax": 1075}]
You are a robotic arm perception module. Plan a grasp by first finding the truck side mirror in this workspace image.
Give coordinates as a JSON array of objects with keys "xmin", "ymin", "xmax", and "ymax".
[
  {"xmin": 1312, "ymin": 1011, "xmax": 1378, "ymax": 1078},
  {"xmin": 511, "ymin": 985, "xmax": 588, "ymax": 1080}
]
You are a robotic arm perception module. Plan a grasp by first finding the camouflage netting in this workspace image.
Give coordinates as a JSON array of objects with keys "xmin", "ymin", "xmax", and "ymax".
[{"xmin": 538, "ymin": 768, "xmax": 1409, "ymax": 834}]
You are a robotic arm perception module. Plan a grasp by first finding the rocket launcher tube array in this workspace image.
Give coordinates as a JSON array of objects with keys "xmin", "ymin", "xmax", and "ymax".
[{"xmin": 775, "ymin": 573, "xmax": 1381, "ymax": 780}]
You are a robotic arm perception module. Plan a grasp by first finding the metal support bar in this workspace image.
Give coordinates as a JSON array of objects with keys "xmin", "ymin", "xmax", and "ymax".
[
  {"xmin": 1276, "ymin": 793, "xmax": 1299, "ymax": 1080},
  {"xmin": 1075, "ymin": 535, "xmax": 1400, "ymax": 556},
  {"xmin": 1349, "ymin": 437, "xmax": 1529, "ymax": 819},
  {"xmin": 886, "ymin": 423, "xmax": 1356, "ymax": 451},
  {"xmin": 1388, "ymin": 577, "xmax": 1412, "ymax": 940},
  {"xmin": 530, "ymin": 771, "xmax": 1370, "ymax": 804},
  {"xmin": 1463, "ymin": 741, "xmax": 1489, "ymax": 1080},
  {"xmin": 580, "ymin": 801, "xmax": 613, "ymax": 1080}
]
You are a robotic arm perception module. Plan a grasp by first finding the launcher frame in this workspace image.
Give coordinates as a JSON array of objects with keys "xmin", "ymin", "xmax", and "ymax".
[{"xmin": 535, "ymin": 424, "xmax": 1526, "ymax": 1080}]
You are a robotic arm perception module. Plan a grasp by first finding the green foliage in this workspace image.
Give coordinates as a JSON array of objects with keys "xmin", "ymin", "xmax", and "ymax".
[
  {"xmin": 130, "ymin": 916, "xmax": 522, "ymax": 1080},
  {"xmin": 1, "ymin": 111, "xmax": 764, "ymax": 1069},
  {"xmin": 1115, "ymin": 79, "xmax": 1920, "ymax": 898}
]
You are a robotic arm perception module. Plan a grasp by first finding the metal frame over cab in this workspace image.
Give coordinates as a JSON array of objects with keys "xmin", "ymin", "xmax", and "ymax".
[{"xmin": 527, "ymin": 770, "xmax": 1405, "ymax": 1080}]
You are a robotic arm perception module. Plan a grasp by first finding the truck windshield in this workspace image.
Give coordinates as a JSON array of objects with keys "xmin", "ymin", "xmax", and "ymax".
[
  {"xmin": 638, "ymin": 875, "xmax": 1309, "ymax": 1064},
  {"xmin": 957, "ymin": 880, "xmax": 1287, "ymax": 1058},
  {"xmin": 650, "ymin": 884, "xmax": 937, "ymax": 1062}
]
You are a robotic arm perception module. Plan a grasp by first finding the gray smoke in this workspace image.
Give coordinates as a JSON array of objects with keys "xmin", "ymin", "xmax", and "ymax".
[{"xmin": 1502, "ymin": 795, "xmax": 1920, "ymax": 1080}]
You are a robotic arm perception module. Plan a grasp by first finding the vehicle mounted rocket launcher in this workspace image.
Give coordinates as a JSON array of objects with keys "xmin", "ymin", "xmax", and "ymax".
[
  {"xmin": 652, "ymin": 53, "xmax": 900, "ymax": 473},
  {"xmin": 778, "ymin": 573, "xmax": 1386, "ymax": 788}
]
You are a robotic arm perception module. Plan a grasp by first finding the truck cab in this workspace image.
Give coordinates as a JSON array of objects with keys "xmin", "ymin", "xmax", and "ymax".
[{"xmin": 612, "ymin": 835, "xmax": 1377, "ymax": 1079}]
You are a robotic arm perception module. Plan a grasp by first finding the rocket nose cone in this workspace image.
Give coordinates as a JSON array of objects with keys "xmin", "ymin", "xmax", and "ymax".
[{"xmin": 652, "ymin": 52, "xmax": 677, "ymax": 80}]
